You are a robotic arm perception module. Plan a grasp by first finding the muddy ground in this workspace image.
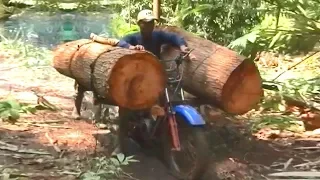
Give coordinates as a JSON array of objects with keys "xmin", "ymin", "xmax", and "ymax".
[{"xmin": 1, "ymin": 60, "xmax": 320, "ymax": 180}]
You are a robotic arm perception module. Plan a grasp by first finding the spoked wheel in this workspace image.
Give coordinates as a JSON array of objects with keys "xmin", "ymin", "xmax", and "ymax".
[{"xmin": 162, "ymin": 115, "xmax": 210, "ymax": 180}]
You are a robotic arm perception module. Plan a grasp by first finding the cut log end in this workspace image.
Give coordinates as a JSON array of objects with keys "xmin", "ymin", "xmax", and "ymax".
[
  {"xmin": 109, "ymin": 52, "xmax": 167, "ymax": 109},
  {"xmin": 222, "ymin": 60, "xmax": 263, "ymax": 114}
]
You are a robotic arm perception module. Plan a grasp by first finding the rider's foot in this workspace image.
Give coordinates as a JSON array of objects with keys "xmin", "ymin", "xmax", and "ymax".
[
  {"xmin": 114, "ymin": 138, "xmax": 141, "ymax": 156},
  {"xmin": 71, "ymin": 108, "xmax": 81, "ymax": 120}
]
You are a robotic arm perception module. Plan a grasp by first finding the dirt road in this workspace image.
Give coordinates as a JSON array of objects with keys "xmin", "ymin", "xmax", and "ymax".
[{"xmin": 1, "ymin": 61, "xmax": 320, "ymax": 180}]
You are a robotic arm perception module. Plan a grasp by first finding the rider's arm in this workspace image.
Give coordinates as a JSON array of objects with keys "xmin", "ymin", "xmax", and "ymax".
[
  {"xmin": 117, "ymin": 33, "xmax": 138, "ymax": 48},
  {"xmin": 157, "ymin": 31, "xmax": 187, "ymax": 48}
]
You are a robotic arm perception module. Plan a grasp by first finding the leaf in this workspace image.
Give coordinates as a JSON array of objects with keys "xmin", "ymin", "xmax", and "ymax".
[
  {"xmin": 296, "ymin": 4, "xmax": 307, "ymax": 17},
  {"xmin": 0, "ymin": 109, "xmax": 11, "ymax": 119},
  {"xmin": 9, "ymin": 109, "xmax": 20, "ymax": 120},
  {"xmin": 121, "ymin": 160, "xmax": 129, "ymax": 165},
  {"xmin": 110, "ymin": 157, "xmax": 120, "ymax": 166},
  {"xmin": 2, "ymin": 173, "xmax": 10, "ymax": 180},
  {"xmin": 268, "ymin": 31, "xmax": 282, "ymax": 48},
  {"xmin": 116, "ymin": 153, "xmax": 125, "ymax": 163},
  {"xmin": 80, "ymin": 171, "xmax": 101, "ymax": 180},
  {"xmin": 247, "ymin": 32, "xmax": 258, "ymax": 43},
  {"xmin": 0, "ymin": 101, "xmax": 11, "ymax": 109},
  {"xmin": 125, "ymin": 155, "xmax": 139, "ymax": 162},
  {"xmin": 277, "ymin": 104, "xmax": 286, "ymax": 112},
  {"xmin": 21, "ymin": 105, "xmax": 37, "ymax": 114},
  {"xmin": 6, "ymin": 99, "xmax": 21, "ymax": 110}
]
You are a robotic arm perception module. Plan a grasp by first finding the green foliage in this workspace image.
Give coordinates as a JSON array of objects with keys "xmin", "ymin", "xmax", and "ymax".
[
  {"xmin": 177, "ymin": 0, "xmax": 261, "ymax": 45},
  {"xmin": 80, "ymin": 153, "xmax": 139, "ymax": 180},
  {"xmin": 249, "ymin": 53, "xmax": 320, "ymax": 132},
  {"xmin": 228, "ymin": 0, "xmax": 320, "ymax": 57},
  {"xmin": 0, "ymin": 97, "xmax": 36, "ymax": 123},
  {"xmin": 0, "ymin": 94, "xmax": 60, "ymax": 123},
  {"xmin": 6, "ymin": 0, "xmax": 112, "ymax": 11},
  {"xmin": 109, "ymin": 16, "xmax": 139, "ymax": 38},
  {"xmin": 0, "ymin": 0, "xmax": 16, "ymax": 19},
  {"xmin": 3, "ymin": 0, "xmax": 319, "ymax": 56},
  {"xmin": 251, "ymin": 115, "xmax": 302, "ymax": 132},
  {"xmin": 111, "ymin": 0, "xmax": 261, "ymax": 45},
  {"xmin": 262, "ymin": 77, "xmax": 320, "ymax": 110},
  {"xmin": 0, "ymin": 30, "xmax": 52, "ymax": 66}
]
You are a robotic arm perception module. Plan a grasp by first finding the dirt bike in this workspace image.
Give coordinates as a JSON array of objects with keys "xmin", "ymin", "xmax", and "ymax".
[{"xmin": 118, "ymin": 50, "xmax": 210, "ymax": 180}]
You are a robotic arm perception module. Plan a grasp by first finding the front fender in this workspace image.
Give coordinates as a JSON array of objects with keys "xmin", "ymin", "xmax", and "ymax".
[{"xmin": 173, "ymin": 105, "xmax": 206, "ymax": 126}]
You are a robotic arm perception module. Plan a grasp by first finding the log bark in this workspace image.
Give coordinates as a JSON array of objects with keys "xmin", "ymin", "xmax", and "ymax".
[
  {"xmin": 52, "ymin": 39, "xmax": 92, "ymax": 78},
  {"xmin": 53, "ymin": 39, "xmax": 167, "ymax": 110},
  {"xmin": 157, "ymin": 26, "xmax": 263, "ymax": 115}
]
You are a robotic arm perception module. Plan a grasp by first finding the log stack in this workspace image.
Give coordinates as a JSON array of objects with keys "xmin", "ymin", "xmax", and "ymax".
[
  {"xmin": 157, "ymin": 26, "xmax": 263, "ymax": 115},
  {"xmin": 53, "ymin": 28, "xmax": 263, "ymax": 115},
  {"xmin": 52, "ymin": 38, "xmax": 167, "ymax": 110}
]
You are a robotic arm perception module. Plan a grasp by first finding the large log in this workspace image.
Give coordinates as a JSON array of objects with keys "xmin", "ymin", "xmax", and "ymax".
[
  {"xmin": 52, "ymin": 39, "xmax": 92, "ymax": 78},
  {"xmin": 53, "ymin": 39, "xmax": 167, "ymax": 110},
  {"xmin": 157, "ymin": 26, "xmax": 263, "ymax": 115}
]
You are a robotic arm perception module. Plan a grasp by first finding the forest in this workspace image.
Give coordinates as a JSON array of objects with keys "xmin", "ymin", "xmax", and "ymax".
[{"xmin": 0, "ymin": 0, "xmax": 320, "ymax": 179}]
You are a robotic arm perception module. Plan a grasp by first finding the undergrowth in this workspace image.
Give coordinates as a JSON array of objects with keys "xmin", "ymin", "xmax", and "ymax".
[
  {"xmin": 0, "ymin": 31, "xmax": 52, "ymax": 67},
  {"xmin": 247, "ymin": 52, "xmax": 320, "ymax": 132},
  {"xmin": 0, "ymin": 95, "xmax": 57, "ymax": 123},
  {"xmin": 81, "ymin": 153, "xmax": 139, "ymax": 180}
]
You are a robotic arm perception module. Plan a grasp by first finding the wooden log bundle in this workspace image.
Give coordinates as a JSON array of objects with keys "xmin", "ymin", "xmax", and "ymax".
[
  {"xmin": 52, "ymin": 38, "xmax": 167, "ymax": 110},
  {"xmin": 157, "ymin": 26, "xmax": 263, "ymax": 115}
]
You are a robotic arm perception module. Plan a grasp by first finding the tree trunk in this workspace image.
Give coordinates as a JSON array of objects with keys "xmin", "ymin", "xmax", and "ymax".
[
  {"xmin": 53, "ymin": 40, "xmax": 167, "ymax": 110},
  {"xmin": 157, "ymin": 26, "xmax": 263, "ymax": 115}
]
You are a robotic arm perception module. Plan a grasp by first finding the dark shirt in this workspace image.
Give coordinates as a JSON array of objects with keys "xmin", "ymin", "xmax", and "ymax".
[{"xmin": 117, "ymin": 30, "xmax": 187, "ymax": 58}]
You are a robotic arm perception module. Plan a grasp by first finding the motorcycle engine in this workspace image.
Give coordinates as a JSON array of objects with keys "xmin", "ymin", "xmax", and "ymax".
[{"xmin": 132, "ymin": 118, "xmax": 155, "ymax": 144}]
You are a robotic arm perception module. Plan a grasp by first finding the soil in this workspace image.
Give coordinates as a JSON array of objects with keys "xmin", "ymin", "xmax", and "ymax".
[{"xmin": 1, "ymin": 58, "xmax": 320, "ymax": 180}]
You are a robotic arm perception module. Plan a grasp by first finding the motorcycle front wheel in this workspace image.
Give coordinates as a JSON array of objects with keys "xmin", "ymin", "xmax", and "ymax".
[{"xmin": 161, "ymin": 115, "xmax": 210, "ymax": 180}]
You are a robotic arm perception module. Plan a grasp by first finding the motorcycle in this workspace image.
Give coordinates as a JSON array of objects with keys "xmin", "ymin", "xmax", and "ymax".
[{"xmin": 118, "ymin": 50, "xmax": 210, "ymax": 180}]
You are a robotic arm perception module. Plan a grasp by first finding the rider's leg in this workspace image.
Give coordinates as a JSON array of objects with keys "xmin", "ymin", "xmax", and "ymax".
[
  {"xmin": 92, "ymin": 93, "xmax": 102, "ymax": 123},
  {"xmin": 117, "ymin": 107, "xmax": 131, "ymax": 156},
  {"xmin": 71, "ymin": 82, "xmax": 85, "ymax": 120}
]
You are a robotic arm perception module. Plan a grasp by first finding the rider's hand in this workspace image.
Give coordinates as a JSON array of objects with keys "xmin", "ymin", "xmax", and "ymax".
[
  {"xmin": 180, "ymin": 45, "xmax": 190, "ymax": 54},
  {"xmin": 134, "ymin": 45, "xmax": 145, "ymax": 50},
  {"xmin": 187, "ymin": 53, "xmax": 197, "ymax": 61},
  {"xmin": 128, "ymin": 45, "xmax": 145, "ymax": 50},
  {"xmin": 180, "ymin": 45, "xmax": 196, "ymax": 61},
  {"xmin": 128, "ymin": 45, "xmax": 136, "ymax": 50}
]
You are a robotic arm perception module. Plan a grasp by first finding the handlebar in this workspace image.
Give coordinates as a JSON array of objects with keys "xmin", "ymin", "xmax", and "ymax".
[
  {"xmin": 162, "ymin": 48, "xmax": 194, "ymax": 65},
  {"xmin": 161, "ymin": 49, "xmax": 194, "ymax": 85},
  {"xmin": 174, "ymin": 49, "xmax": 194, "ymax": 66}
]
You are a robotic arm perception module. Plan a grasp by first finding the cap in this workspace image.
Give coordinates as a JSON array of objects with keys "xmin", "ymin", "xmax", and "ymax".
[{"xmin": 137, "ymin": 9, "xmax": 157, "ymax": 22}]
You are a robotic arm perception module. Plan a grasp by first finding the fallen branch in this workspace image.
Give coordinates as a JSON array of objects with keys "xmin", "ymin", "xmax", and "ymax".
[
  {"xmin": 283, "ymin": 158, "xmax": 293, "ymax": 170},
  {"xmin": 272, "ymin": 50, "xmax": 320, "ymax": 81},
  {"xmin": 0, "ymin": 140, "xmax": 51, "ymax": 155},
  {"xmin": 283, "ymin": 95, "xmax": 320, "ymax": 112},
  {"xmin": 31, "ymin": 89, "xmax": 60, "ymax": 111},
  {"xmin": 90, "ymin": 33, "xmax": 119, "ymax": 46},
  {"xmin": 294, "ymin": 146, "xmax": 320, "ymax": 150},
  {"xmin": 17, "ymin": 123, "xmax": 71, "ymax": 129},
  {"xmin": 268, "ymin": 171, "xmax": 320, "ymax": 178},
  {"xmin": 293, "ymin": 159, "xmax": 320, "ymax": 168},
  {"xmin": 45, "ymin": 132, "xmax": 61, "ymax": 153},
  {"xmin": 0, "ymin": 153, "xmax": 36, "ymax": 159}
]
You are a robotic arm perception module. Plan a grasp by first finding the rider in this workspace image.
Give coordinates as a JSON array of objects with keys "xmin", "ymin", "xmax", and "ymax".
[
  {"xmin": 115, "ymin": 10, "xmax": 197, "ymax": 156},
  {"xmin": 118, "ymin": 9, "xmax": 193, "ymax": 58}
]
